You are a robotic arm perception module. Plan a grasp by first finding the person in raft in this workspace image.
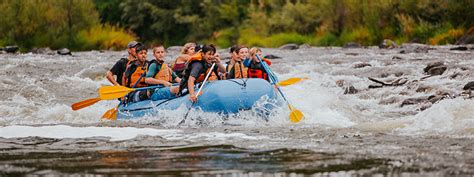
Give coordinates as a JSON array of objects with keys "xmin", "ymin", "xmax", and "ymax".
[
  {"xmin": 176, "ymin": 44, "xmax": 226, "ymax": 103},
  {"xmin": 143, "ymin": 45, "xmax": 182, "ymax": 101},
  {"xmin": 225, "ymin": 45, "xmax": 238, "ymax": 78},
  {"xmin": 245, "ymin": 47, "xmax": 272, "ymax": 81},
  {"xmin": 227, "ymin": 45, "xmax": 249, "ymax": 79},
  {"xmin": 106, "ymin": 41, "xmax": 142, "ymax": 86},
  {"xmin": 122, "ymin": 45, "xmax": 149, "ymax": 102},
  {"xmin": 172, "ymin": 42, "xmax": 196, "ymax": 78}
]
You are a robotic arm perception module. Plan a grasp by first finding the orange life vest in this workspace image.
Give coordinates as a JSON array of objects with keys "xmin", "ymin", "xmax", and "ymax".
[
  {"xmin": 124, "ymin": 62, "xmax": 148, "ymax": 88},
  {"xmin": 150, "ymin": 60, "xmax": 173, "ymax": 83},
  {"xmin": 231, "ymin": 61, "xmax": 248, "ymax": 79}
]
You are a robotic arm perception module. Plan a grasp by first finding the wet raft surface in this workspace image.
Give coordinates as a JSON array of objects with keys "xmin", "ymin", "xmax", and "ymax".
[{"xmin": 0, "ymin": 45, "xmax": 473, "ymax": 175}]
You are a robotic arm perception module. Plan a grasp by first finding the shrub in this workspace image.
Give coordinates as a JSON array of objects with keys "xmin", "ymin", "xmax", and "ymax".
[{"xmin": 76, "ymin": 24, "xmax": 136, "ymax": 50}]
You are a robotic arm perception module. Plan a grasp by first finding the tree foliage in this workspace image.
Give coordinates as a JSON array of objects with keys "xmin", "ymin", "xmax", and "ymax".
[
  {"xmin": 0, "ymin": 0, "xmax": 134, "ymax": 50},
  {"xmin": 1, "ymin": 0, "xmax": 472, "ymax": 50}
]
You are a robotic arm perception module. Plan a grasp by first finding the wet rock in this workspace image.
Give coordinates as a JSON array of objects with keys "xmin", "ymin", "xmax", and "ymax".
[
  {"xmin": 368, "ymin": 77, "xmax": 407, "ymax": 86},
  {"xmin": 379, "ymin": 97, "xmax": 399, "ymax": 105},
  {"xmin": 427, "ymin": 66, "xmax": 447, "ymax": 76},
  {"xmin": 394, "ymin": 72, "xmax": 404, "ymax": 77},
  {"xmin": 353, "ymin": 63, "xmax": 371, "ymax": 68},
  {"xmin": 31, "ymin": 47, "xmax": 54, "ymax": 55},
  {"xmin": 368, "ymin": 84, "xmax": 383, "ymax": 89},
  {"xmin": 399, "ymin": 43, "xmax": 429, "ymax": 54},
  {"xmin": 3, "ymin": 45, "xmax": 19, "ymax": 53},
  {"xmin": 418, "ymin": 102, "xmax": 433, "ymax": 111},
  {"xmin": 401, "ymin": 97, "xmax": 428, "ymax": 107},
  {"xmin": 343, "ymin": 42, "xmax": 362, "ymax": 48},
  {"xmin": 344, "ymin": 85, "xmax": 358, "ymax": 94},
  {"xmin": 423, "ymin": 61, "xmax": 444, "ymax": 73},
  {"xmin": 460, "ymin": 90, "xmax": 473, "ymax": 99},
  {"xmin": 463, "ymin": 81, "xmax": 474, "ymax": 90},
  {"xmin": 427, "ymin": 95, "xmax": 446, "ymax": 104},
  {"xmin": 450, "ymin": 46, "xmax": 468, "ymax": 51},
  {"xmin": 299, "ymin": 43, "xmax": 311, "ymax": 49},
  {"xmin": 391, "ymin": 78, "xmax": 408, "ymax": 86},
  {"xmin": 336, "ymin": 80, "xmax": 345, "ymax": 87},
  {"xmin": 380, "ymin": 73, "xmax": 390, "ymax": 78},
  {"xmin": 167, "ymin": 46, "xmax": 182, "ymax": 52},
  {"xmin": 264, "ymin": 54, "xmax": 281, "ymax": 59},
  {"xmin": 379, "ymin": 39, "xmax": 398, "ymax": 49},
  {"xmin": 449, "ymin": 72, "xmax": 461, "ymax": 79},
  {"xmin": 416, "ymin": 86, "xmax": 433, "ymax": 93},
  {"xmin": 57, "ymin": 48, "xmax": 71, "ymax": 55},
  {"xmin": 279, "ymin": 44, "xmax": 299, "ymax": 50},
  {"xmin": 392, "ymin": 56, "xmax": 403, "ymax": 60}
]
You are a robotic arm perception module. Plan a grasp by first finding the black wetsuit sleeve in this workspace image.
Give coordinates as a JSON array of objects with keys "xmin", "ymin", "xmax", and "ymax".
[
  {"xmin": 189, "ymin": 62, "xmax": 204, "ymax": 78},
  {"xmin": 110, "ymin": 58, "xmax": 126, "ymax": 75}
]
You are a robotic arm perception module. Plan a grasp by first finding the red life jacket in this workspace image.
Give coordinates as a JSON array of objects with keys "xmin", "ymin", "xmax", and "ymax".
[
  {"xmin": 248, "ymin": 68, "xmax": 268, "ymax": 80},
  {"xmin": 247, "ymin": 59, "xmax": 270, "ymax": 80}
]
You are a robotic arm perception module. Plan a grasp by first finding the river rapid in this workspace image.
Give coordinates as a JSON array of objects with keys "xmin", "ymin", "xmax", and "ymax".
[{"xmin": 0, "ymin": 45, "xmax": 473, "ymax": 176}]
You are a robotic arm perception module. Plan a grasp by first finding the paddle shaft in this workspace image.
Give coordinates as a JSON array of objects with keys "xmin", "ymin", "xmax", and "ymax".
[
  {"xmin": 180, "ymin": 63, "xmax": 216, "ymax": 125},
  {"xmin": 256, "ymin": 55, "xmax": 303, "ymax": 122}
]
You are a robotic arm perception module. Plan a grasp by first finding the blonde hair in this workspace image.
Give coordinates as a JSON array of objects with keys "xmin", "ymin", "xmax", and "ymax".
[
  {"xmin": 181, "ymin": 42, "xmax": 196, "ymax": 54},
  {"xmin": 249, "ymin": 47, "xmax": 262, "ymax": 58}
]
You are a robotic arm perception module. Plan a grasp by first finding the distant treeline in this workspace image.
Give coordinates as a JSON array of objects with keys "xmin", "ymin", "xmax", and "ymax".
[{"xmin": 1, "ymin": 0, "xmax": 473, "ymax": 51}]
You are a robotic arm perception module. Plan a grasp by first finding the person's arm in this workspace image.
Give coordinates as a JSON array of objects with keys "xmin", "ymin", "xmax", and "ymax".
[
  {"xmin": 172, "ymin": 72, "xmax": 181, "ymax": 83},
  {"xmin": 213, "ymin": 54, "xmax": 226, "ymax": 73},
  {"xmin": 106, "ymin": 70, "xmax": 119, "ymax": 85},
  {"xmin": 144, "ymin": 63, "xmax": 172, "ymax": 86},
  {"xmin": 187, "ymin": 62, "xmax": 203, "ymax": 102},
  {"xmin": 187, "ymin": 76, "xmax": 197, "ymax": 102},
  {"xmin": 106, "ymin": 59, "xmax": 125, "ymax": 85},
  {"xmin": 145, "ymin": 78, "xmax": 172, "ymax": 86}
]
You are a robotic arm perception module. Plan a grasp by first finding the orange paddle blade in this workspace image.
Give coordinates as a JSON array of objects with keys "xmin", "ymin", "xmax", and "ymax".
[
  {"xmin": 99, "ymin": 85, "xmax": 135, "ymax": 100},
  {"xmin": 278, "ymin": 77, "xmax": 308, "ymax": 86},
  {"xmin": 288, "ymin": 105, "xmax": 303, "ymax": 123},
  {"xmin": 102, "ymin": 108, "xmax": 117, "ymax": 120},
  {"xmin": 71, "ymin": 98, "xmax": 101, "ymax": 111}
]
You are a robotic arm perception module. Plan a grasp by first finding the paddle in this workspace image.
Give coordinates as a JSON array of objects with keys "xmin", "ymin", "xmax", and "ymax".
[
  {"xmin": 179, "ymin": 63, "xmax": 216, "ymax": 125},
  {"xmin": 98, "ymin": 85, "xmax": 164, "ymax": 100},
  {"xmin": 277, "ymin": 77, "xmax": 308, "ymax": 87},
  {"xmin": 102, "ymin": 107, "xmax": 117, "ymax": 120},
  {"xmin": 101, "ymin": 69, "xmax": 154, "ymax": 120},
  {"xmin": 71, "ymin": 97, "xmax": 101, "ymax": 111},
  {"xmin": 256, "ymin": 55, "xmax": 304, "ymax": 123}
]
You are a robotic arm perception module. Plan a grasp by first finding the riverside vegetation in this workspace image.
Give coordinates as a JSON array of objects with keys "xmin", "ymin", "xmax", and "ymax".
[{"xmin": 0, "ymin": 0, "xmax": 473, "ymax": 51}]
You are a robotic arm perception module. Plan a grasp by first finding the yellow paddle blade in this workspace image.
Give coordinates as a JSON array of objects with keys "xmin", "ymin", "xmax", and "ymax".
[
  {"xmin": 278, "ymin": 77, "xmax": 308, "ymax": 87},
  {"xmin": 71, "ymin": 97, "xmax": 101, "ymax": 111},
  {"xmin": 99, "ymin": 85, "xmax": 136, "ymax": 100},
  {"xmin": 102, "ymin": 108, "xmax": 117, "ymax": 120},
  {"xmin": 288, "ymin": 105, "xmax": 303, "ymax": 123}
]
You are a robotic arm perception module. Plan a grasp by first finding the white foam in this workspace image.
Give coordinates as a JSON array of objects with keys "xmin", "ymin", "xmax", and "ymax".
[
  {"xmin": 0, "ymin": 125, "xmax": 181, "ymax": 141},
  {"xmin": 399, "ymin": 98, "xmax": 474, "ymax": 135},
  {"xmin": 0, "ymin": 125, "xmax": 268, "ymax": 142}
]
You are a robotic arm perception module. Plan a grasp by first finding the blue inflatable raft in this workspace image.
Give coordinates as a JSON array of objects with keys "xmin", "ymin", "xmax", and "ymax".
[{"xmin": 116, "ymin": 78, "xmax": 281, "ymax": 119}]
